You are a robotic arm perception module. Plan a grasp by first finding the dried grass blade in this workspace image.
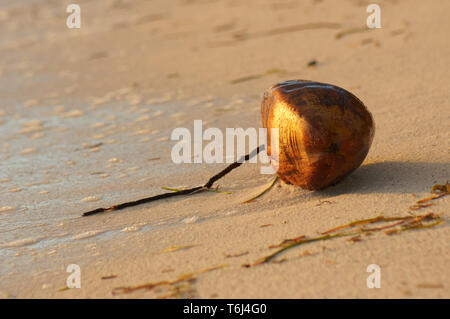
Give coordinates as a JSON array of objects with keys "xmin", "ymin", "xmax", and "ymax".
[{"xmin": 242, "ymin": 176, "xmax": 278, "ymax": 204}]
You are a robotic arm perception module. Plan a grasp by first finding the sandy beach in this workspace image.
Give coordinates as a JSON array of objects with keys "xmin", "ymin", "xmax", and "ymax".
[{"xmin": 0, "ymin": 0, "xmax": 449, "ymax": 298}]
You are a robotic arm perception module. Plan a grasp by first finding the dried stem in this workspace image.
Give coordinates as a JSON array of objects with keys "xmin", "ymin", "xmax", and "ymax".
[{"xmin": 82, "ymin": 145, "xmax": 264, "ymax": 216}]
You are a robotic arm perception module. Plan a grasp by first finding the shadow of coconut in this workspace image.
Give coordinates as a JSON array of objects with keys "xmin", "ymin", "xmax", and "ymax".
[{"xmin": 316, "ymin": 161, "xmax": 449, "ymax": 196}]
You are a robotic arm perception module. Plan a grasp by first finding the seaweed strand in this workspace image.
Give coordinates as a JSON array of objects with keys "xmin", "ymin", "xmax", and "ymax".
[{"xmin": 252, "ymin": 213, "xmax": 443, "ymax": 266}]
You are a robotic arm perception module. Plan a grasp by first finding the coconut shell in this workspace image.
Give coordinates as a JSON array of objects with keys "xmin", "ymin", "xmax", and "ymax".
[{"xmin": 261, "ymin": 80, "xmax": 375, "ymax": 190}]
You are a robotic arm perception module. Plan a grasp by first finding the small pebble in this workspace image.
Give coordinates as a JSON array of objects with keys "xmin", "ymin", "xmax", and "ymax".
[
  {"xmin": 24, "ymin": 99, "xmax": 39, "ymax": 107},
  {"xmin": 0, "ymin": 206, "xmax": 15, "ymax": 213},
  {"xmin": 81, "ymin": 196, "xmax": 101, "ymax": 203},
  {"xmin": 21, "ymin": 148, "xmax": 36, "ymax": 154}
]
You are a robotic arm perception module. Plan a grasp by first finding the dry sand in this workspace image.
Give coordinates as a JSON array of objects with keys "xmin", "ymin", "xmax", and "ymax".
[{"xmin": 0, "ymin": 0, "xmax": 449, "ymax": 298}]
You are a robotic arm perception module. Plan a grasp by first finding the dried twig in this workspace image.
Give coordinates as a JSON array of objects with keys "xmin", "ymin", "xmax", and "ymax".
[{"xmin": 82, "ymin": 146, "xmax": 264, "ymax": 216}]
